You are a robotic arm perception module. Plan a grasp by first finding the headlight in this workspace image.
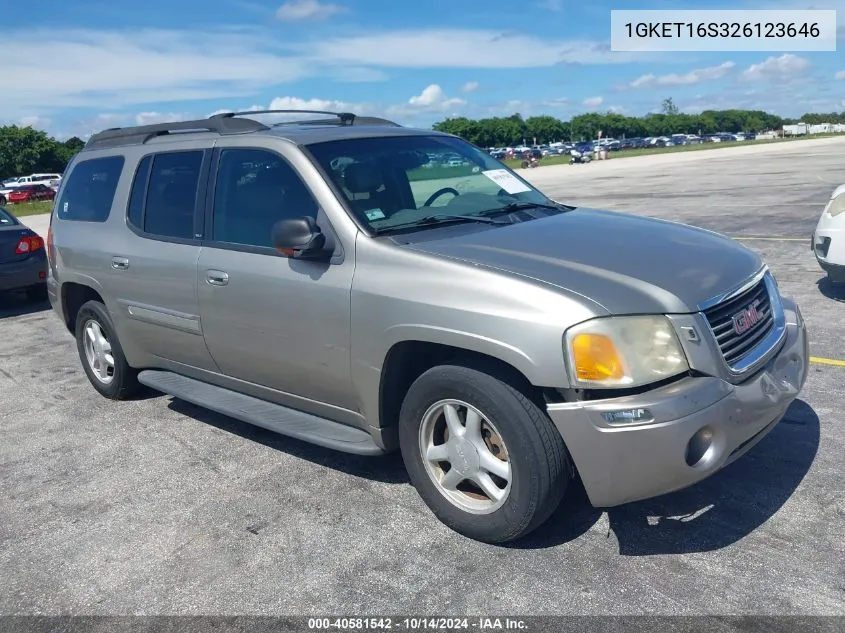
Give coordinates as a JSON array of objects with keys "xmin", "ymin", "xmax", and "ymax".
[
  {"xmin": 564, "ymin": 315, "xmax": 689, "ymax": 388},
  {"xmin": 826, "ymin": 195, "xmax": 845, "ymax": 218}
]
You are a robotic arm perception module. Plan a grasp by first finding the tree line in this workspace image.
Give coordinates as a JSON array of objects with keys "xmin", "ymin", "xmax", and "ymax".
[
  {"xmin": 0, "ymin": 125, "xmax": 85, "ymax": 180},
  {"xmin": 3, "ymin": 99, "xmax": 845, "ymax": 179},
  {"xmin": 432, "ymin": 99, "xmax": 845, "ymax": 147}
]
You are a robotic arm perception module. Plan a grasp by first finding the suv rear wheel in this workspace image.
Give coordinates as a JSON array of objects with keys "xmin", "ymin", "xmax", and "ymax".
[
  {"xmin": 75, "ymin": 299, "xmax": 140, "ymax": 400},
  {"xmin": 398, "ymin": 363, "xmax": 571, "ymax": 543}
]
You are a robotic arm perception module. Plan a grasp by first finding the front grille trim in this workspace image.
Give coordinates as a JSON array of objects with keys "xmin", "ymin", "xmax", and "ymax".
[{"xmin": 698, "ymin": 269, "xmax": 787, "ymax": 379}]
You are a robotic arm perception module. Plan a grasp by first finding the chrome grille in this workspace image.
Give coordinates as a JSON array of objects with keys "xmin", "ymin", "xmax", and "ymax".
[{"xmin": 703, "ymin": 277, "xmax": 775, "ymax": 367}]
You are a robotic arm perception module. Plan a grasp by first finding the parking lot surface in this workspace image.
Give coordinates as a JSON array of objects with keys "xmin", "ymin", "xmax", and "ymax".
[{"xmin": 1, "ymin": 137, "xmax": 844, "ymax": 616}]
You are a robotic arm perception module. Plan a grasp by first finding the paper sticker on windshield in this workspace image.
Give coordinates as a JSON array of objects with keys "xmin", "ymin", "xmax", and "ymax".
[
  {"xmin": 365, "ymin": 208, "xmax": 385, "ymax": 220},
  {"xmin": 482, "ymin": 169, "xmax": 530, "ymax": 194}
]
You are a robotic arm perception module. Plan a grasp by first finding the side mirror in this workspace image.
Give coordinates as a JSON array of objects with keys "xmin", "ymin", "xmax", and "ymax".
[{"xmin": 271, "ymin": 216, "xmax": 328, "ymax": 259}]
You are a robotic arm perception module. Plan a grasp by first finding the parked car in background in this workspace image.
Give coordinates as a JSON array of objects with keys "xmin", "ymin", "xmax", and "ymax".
[
  {"xmin": 14, "ymin": 173, "xmax": 62, "ymax": 187},
  {"xmin": 0, "ymin": 206, "xmax": 48, "ymax": 301},
  {"xmin": 0, "ymin": 183, "xmax": 21, "ymax": 205},
  {"xmin": 812, "ymin": 184, "xmax": 845, "ymax": 285},
  {"xmin": 7, "ymin": 184, "xmax": 56, "ymax": 203}
]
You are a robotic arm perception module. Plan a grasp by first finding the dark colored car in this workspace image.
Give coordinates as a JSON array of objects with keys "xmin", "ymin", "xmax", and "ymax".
[
  {"xmin": 0, "ymin": 207, "xmax": 48, "ymax": 301},
  {"xmin": 7, "ymin": 184, "xmax": 56, "ymax": 204}
]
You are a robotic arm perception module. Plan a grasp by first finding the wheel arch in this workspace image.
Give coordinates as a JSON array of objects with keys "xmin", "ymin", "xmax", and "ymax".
[
  {"xmin": 376, "ymin": 338, "xmax": 555, "ymax": 451},
  {"xmin": 60, "ymin": 281, "xmax": 106, "ymax": 334}
]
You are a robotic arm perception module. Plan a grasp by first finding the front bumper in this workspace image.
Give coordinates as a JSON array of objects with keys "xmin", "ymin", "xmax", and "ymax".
[
  {"xmin": 812, "ymin": 210, "xmax": 845, "ymax": 281},
  {"xmin": 0, "ymin": 253, "xmax": 47, "ymax": 292},
  {"xmin": 547, "ymin": 299, "xmax": 808, "ymax": 508}
]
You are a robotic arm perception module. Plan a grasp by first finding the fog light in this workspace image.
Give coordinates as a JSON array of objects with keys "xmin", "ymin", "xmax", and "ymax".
[
  {"xmin": 685, "ymin": 426, "xmax": 715, "ymax": 467},
  {"xmin": 601, "ymin": 408, "xmax": 653, "ymax": 426}
]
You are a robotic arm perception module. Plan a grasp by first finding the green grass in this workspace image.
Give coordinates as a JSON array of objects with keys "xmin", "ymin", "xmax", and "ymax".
[
  {"xmin": 2, "ymin": 200, "xmax": 54, "ymax": 217},
  {"xmin": 500, "ymin": 134, "xmax": 842, "ymax": 170}
]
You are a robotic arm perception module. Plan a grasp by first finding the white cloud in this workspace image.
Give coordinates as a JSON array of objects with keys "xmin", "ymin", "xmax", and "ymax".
[
  {"xmin": 1, "ymin": 28, "xmax": 311, "ymax": 118},
  {"xmin": 135, "ymin": 112, "xmax": 191, "ymax": 126},
  {"xmin": 275, "ymin": 0, "xmax": 346, "ymax": 21},
  {"xmin": 626, "ymin": 61, "xmax": 735, "ymax": 89},
  {"xmin": 301, "ymin": 29, "xmax": 653, "ymax": 68},
  {"xmin": 407, "ymin": 85, "xmax": 466, "ymax": 110},
  {"xmin": 461, "ymin": 81, "xmax": 480, "ymax": 93},
  {"xmin": 18, "ymin": 116, "xmax": 52, "ymax": 129},
  {"xmin": 583, "ymin": 96, "xmax": 603, "ymax": 108},
  {"xmin": 742, "ymin": 54, "xmax": 810, "ymax": 81},
  {"xmin": 2, "ymin": 26, "xmax": 655, "ymax": 120},
  {"xmin": 836, "ymin": 70, "xmax": 845, "ymax": 79},
  {"xmin": 268, "ymin": 96, "xmax": 370, "ymax": 113}
]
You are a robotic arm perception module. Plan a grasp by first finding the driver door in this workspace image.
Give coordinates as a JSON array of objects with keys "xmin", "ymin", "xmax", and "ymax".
[{"xmin": 195, "ymin": 143, "xmax": 357, "ymax": 412}]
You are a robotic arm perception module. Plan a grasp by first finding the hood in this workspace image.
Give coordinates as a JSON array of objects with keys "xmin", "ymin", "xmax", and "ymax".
[{"xmin": 405, "ymin": 208, "xmax": 763, "ymax": 315}]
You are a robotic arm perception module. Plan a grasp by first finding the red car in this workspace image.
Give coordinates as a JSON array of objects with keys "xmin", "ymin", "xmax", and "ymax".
[{"xmin": 7, "ymin": 184, "xmax": 56, "ymax": 203}]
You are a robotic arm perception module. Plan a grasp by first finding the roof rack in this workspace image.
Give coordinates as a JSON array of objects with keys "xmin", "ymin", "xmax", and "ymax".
[
  {"xmin": 84, "ymin": 109, "xmax": 401, "ymax": 150},
  {"xmin": 211, "ymin": 109, "xmax": 401, "ymax": 127},
  {"xmin": 85, "ymin": 116, "xmax": 270, "ymax": 149}
]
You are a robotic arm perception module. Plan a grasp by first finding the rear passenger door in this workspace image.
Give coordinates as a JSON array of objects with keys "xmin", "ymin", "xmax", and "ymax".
[
  {"xmin": 106, "ymin": 148, "xmax": 219, "ymax": 372},
  {"xmin": 196, "ymin": 144, "xmax": 356, "ymax": 411}
]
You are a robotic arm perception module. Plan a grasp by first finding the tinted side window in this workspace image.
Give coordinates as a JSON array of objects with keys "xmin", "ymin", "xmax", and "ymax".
[
  {"xmin": 143, "ymin": 151, "xmax": 203, "ymax": 239},
  {"xmin": 127, "ymin": 155, "xmax": 152, "ymax": 229},
  {"xmin": 56, "ymin": 156, "xmax": 124, "ymax": 222},
  {"xmin": 212, "ymin": 148, "xmax": 318, "ymax": 247}
]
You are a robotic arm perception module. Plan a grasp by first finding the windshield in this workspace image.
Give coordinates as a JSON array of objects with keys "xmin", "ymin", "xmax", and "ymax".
[
  {"xmin": 0, "ymin": 208, "xmax": 17, "ymax": 224},
  {"xmin": 306, "ymin": 134, "xmax": 553, "ymax": 234}
]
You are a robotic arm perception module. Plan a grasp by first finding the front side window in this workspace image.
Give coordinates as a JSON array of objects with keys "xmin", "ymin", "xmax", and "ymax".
[
  {"xmin": 211, "ymin": 148, "xmax": 319, "ymax": 248},
  {"xmin": 305, "ymin": 135, "xmax": 552, "ymax": 234},
  {"xmin": 55, "ymin": 155, "xmax": 124, "ymax": 222}
]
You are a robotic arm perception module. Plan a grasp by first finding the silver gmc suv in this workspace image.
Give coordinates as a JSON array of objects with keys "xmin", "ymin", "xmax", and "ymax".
[{"xmin": 46, "ymin": 110, "xmax": 809, "ymax": 543}]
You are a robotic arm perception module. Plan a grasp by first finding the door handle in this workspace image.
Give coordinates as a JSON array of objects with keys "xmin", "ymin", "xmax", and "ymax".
[
  {"xmin": 111, "ymin": 256, "xmax": 129, "ymax": 270},
  {"xmin": 206, "ymin": 270, "xmax": 229, "ymax": 286}
]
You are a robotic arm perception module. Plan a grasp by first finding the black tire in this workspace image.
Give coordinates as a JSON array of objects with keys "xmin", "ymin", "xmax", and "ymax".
[
  {"xmin": 74, "ymin": 299, "xmax": 140, "ymax": 400},
  {"xmin": 398, "ymin": 363, "xmax": 571, "ymax": 543},
  {"xmin": 26, "ymin": 283, "xmax": 48, "ymax": 303},
  {"xmin": 0, "ymin": 196, "xmax": 6, "ymax": 205}
]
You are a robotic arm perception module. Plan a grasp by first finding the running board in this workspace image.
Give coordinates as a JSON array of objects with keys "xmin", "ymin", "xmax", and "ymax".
[{"xmin": 137, "ymin": 370, "xmax": 385, "ymax": 456}]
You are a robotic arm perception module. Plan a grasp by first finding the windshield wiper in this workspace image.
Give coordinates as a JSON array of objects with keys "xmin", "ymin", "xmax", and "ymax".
[
  {"xmin": 373, "ymin": 213, "xmax": 510, "ymax": 234},
  {"xmin": 479, "ymin": 200, "xmax": 574, "ymax": 216}
]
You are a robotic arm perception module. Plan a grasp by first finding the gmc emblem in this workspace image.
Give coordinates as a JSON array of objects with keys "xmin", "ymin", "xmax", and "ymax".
[{"xmin": 732, "ymin": 299, "xmax": 762, "ymax": 335}]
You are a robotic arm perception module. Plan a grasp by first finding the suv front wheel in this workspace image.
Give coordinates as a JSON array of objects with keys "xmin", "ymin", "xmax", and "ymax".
[
  {"xmin": 75, "ymin": 299, "xmax": 140, "ymax": 400},
  {"xmin": 398, "ymin": 363, "xmax": 571, "ymax": 543}
]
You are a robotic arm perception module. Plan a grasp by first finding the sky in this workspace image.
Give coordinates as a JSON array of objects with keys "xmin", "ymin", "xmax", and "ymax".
[{"xmin": 2, "ymin": 0, "xmax": 844, "ymax": 139}]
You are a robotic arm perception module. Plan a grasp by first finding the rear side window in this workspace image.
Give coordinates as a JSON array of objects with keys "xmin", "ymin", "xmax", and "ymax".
[
  {"xmin": 127, "ymin": 156, "xmax": 152, "ymax": 229},
  {"xmin": 56, "ymin": 156, "xmax": 124, "ymax": 222},
  {"xmin": 127, "ymin": 151, "xmax": 203, "ymax": 240}
]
